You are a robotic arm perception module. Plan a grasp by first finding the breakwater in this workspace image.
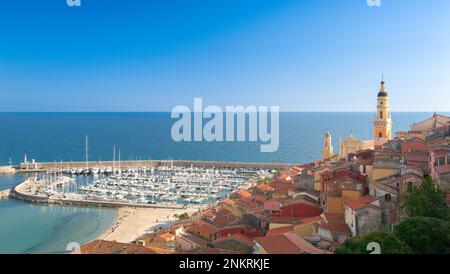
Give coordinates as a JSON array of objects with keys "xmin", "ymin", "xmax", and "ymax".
[
  {"xmin": 0, "ymin": 189, "xmax": 11, "ymax": 199},
  {"xmin": 16, "ymin": 159, "xmax": 294, "ymax": 172}
]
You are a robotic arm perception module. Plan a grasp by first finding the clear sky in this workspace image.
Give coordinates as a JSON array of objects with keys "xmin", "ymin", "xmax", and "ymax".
[{"xmin": 1, "ymin": 0, "xmax": 449, "ymax": 112}]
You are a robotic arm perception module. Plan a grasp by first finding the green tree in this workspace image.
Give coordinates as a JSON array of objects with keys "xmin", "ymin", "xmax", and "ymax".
[
  {"xmin": 394, "ymin": 217, "xmax": 450, "ymax": 254},
  {"xmin": 335, "ymin": 230, "xmax": 411, "ymax": 254},
  {"xmin": 174, "ymin": 212, "xmax": 189, "ymax": 220},
  {"xmin": 403, "ymin": 177, "xmax": 449, "ymax": 220}
]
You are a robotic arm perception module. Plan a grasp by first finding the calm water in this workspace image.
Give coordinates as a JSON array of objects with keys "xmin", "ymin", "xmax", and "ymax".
[
  {"xmin": 0, "ymin": 112, "xmax": 441, "ymax": 253},
  {"xmin": 0, "ymin": 112, "xmax": 439, "ymax": 165}
]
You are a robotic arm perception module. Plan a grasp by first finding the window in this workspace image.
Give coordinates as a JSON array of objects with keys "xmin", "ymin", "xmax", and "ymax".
[
  {"xmin": 379, "ymin": 132, "xmax": 383, "ymax": 138},
  {"xmin": 380, "ymin": 111, "xmax": 383, "ymax": 119},
  {"xmin": 385, "ymin": 194, "xmax": 391, "ymax": 201},
  {"xmin": 436, "ymin": 156, "xmax": 446, "ymax": 166}
]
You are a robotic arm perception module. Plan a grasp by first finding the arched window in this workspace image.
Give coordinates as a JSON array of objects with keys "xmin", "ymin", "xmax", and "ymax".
[
  {"xmin": 379, "ymin": 132, "xmax": 383, "ymax": 138},
  {"xmin": 380, "ymin": 111, "xmax": 383, "ymax": 119},
  {"xmin": 384, "ymin": 193, "xmax": 391, "ymax": 201}
]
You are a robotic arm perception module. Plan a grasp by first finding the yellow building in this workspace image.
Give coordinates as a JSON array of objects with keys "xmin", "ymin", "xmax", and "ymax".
[
  {"xmin": 373, "ymin": 78, "xmax": 392, "ymax": 147},
  {"xmin": 322, "ymin": 131, "xmax": 334, "ymax": 160},
  {"xmin": 339, "ymin": 134, "xmax": 363, "ymax": 159}
]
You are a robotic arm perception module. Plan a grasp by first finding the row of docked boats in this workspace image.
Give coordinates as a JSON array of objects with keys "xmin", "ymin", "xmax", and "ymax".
[
  {"xmin": 33, "ymin": 165, "xmax": 274, "ymax": 206},
  {"xmin": 77, "ymin": 166, "xmax": 254, "ymax": 205}
]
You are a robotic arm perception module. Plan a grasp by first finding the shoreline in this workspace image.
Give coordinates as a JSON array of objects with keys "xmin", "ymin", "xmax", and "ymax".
[{"xmin": 96, "ymin": 205, "xmax": 205, "ymax": 244}]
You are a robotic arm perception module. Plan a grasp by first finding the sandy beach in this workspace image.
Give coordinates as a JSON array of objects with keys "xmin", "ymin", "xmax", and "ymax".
[{"xmin": 98, "ymin": 206, "xmax": 205, "ymax": 243}]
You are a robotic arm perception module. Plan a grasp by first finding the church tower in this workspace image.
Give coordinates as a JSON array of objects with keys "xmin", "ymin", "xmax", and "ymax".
[
  {"xmin": 322, "ymin": 131, "xmax": 333, "ymax": 160},
  {"xmin": 373, "ymin": 76, "xmax": 392, "ymax": 147}
]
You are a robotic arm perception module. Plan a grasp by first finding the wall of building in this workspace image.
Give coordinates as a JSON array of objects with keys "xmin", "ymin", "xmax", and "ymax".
[
  {"xmin": 326, "ymin": 196, "xmax": 344, "ymax": 214},
  {"xmin": 373, "ymin": 168, "xmax": 396, "ymax": 181},
  {"xmin": 355, "ymin": 207, "xmax": 382, "ymax": 236},
  {"xmin": 293, "ymin": 222, "xmax": 318, "ymax": 237}
]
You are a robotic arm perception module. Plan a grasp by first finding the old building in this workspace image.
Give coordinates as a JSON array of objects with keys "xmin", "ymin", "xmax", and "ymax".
[
  {"xmin": 212, "ymin": 233, "xmax": 254, "ymax": 254},
  {"xmin": 323, "ymin": 131, "xmax": 334, "ymax": 160},
  {"xmin": 253, "ymin": 232, "xmax": 327, "ymax": 254},
  {"xmin": 373, "ymin": 78, "xmax": 392, "ymax": 147},
  {"xmin": 339, "ymin": 134, "xmax": 364, "ymax": 159},
  {"xmin": 344, "ymin": 195, "xmax": 382, "ymax": 236}
]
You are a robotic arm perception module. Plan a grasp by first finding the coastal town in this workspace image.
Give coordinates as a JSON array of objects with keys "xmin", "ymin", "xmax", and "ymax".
[{"xmin": 74, "ymin": 79, "xmax": 450, "ymax": 254}]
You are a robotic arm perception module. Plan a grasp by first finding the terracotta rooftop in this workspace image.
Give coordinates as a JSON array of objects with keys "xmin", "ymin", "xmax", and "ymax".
[
  {"xmin": 318, "ymin": 223, "xmax": 351, "ymax": 234},
  {"xmin": 265, "ymin": 225, "xmax": 294, "ymax": 236},
  {"xmin": 213, "ymin": 233, "xmax": 254, "ymax": 246},
  {"xmin": 270, "ymin": 216, "xmax": 302, "ymax": 224},
  {"xmin": 237, "ymin": 189, "xmax": 252, "ymax": 199},
  {"xmin": 176, "ymin": 232, "xmax": 208, "ymax": 247},
  {"xmin": 322, "ymin": 213, "xmax": 345, "ymax": 224},
  {"xmin": 344, "ymin": 195, "xmax": 376, "ymax": 210},
  {"xmin": 186, "ymin": 223, "xmax": 219, "ymax": 236},
  {"xmin": 252, "ymin": 194, "xmax": 268, "ymax": 203},
  {"xmin": 80, "ymin": 240, "xmax": 170, "ymax": 254},
  {"xmin": 157, "ymin": 232, "xmax": 175, "ymax": 241},
  {"xmin": 181, "ymin": 247, "xmax": 240, "ymax": 254},
  {"xmin": 297, "ymin": 215, "xmax": 322, "ymax": 225},
  {"xmin": 256, "ymin": 183, "xmax": 275, "ymax": 192},
  {"xmin": 254, "ymin": 233, "xmax": 328, "ymax": 254}
]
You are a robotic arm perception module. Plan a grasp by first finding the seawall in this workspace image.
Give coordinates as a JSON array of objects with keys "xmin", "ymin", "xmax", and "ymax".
[{"xmin": 16, "ymin": 159, "xmax": 294, "ymax": 172}]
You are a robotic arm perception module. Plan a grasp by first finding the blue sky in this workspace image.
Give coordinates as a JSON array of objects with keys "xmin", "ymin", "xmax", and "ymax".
[{"xmin": 1, "ymin": 0, "xmax": 449, "ymax": 112}]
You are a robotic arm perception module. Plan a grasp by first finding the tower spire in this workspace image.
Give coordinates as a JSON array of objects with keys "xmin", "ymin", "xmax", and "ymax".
[{"xmin": 380, "ymin": 74, "xmax": 386, "ymax": 92}]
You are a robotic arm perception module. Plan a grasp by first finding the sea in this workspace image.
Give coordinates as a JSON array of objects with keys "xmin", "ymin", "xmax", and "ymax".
[{"xmin": 0, "ymin": 112, "xmax": 442, "ymax": 253}]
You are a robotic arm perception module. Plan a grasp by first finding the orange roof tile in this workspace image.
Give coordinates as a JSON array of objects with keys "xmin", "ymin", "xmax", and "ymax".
[
  {"xmin": 256, "ymin": 183, "xmax": 275, "ymax": 192},
  {"xmin": 344, "ymin": 195, "xmax": 375, "ymax": 210},
  {"xmin": 318, "ymin": 223, "xmax": 351, "ymax": 234},
  {"xmin": 80, "ymin": 240, "xmax": 161, "ymax": 254},
  {"xmin": 158, "ymin": 232, "xmax": 175, "ymax": 241},
  {"xmin": 181, "ymin": 247, "xmax": 240, "ymax": 254},
  {"xmin": 254, "ymin": 233, "xmax": 328, "ymax": 254},
  {"xmin": 322, "ymin": 213, "xmax": 345, "ymax": 224},
  {"xmin": 266, "ymin": 225, "xmax": 294, "ymax": 236},
  {"xmin": 237, "ymin": 189, "xmax": 252, "ymax": 199},
  {"xmin": 213, "ymin": 233, "xmax": 254, "ymax": 246}
]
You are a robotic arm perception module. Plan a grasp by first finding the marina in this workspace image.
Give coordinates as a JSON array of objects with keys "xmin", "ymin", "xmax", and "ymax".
[{"xmin": 9, "ymin": 163, "xmax": 275, "ymax": 208}]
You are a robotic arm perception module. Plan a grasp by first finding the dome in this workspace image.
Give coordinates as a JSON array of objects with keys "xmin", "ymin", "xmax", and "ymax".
[
  {"xmin": 378, "ymin": 81, "xmax": 388, "ymax": 97},
  {"xmin": 377, "ymin": 91, "xmax": 388, "ymax": 97}
]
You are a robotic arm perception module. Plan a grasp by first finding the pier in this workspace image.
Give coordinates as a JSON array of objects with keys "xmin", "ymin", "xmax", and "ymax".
[
  {"xmin": 0, "ymin": 166, "xmax": 16, "ymax": 174},
  {"xmin": 15, "ymin": 159, "xmax": 294, "ymax": 173}
]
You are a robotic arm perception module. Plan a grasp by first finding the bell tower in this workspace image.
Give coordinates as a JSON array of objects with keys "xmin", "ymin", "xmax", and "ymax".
[
  {"xmin": 373, "ymin": 76, "xmax": 392, "ymax": 147},
  {"xmin": 322, "ymin": 131, "xmax": 333, "ymax": 160}
]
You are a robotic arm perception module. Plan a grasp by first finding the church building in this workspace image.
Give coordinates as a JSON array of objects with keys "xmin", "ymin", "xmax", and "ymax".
[{"xmin": 373, "ymin": 78, "xmax": 392, "ymax": 147}]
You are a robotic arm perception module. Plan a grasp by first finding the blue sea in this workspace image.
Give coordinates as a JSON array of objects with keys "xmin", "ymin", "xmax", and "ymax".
[{"xmin": 0, "ymin": 112, "xmax": 441, "ymax": 253}]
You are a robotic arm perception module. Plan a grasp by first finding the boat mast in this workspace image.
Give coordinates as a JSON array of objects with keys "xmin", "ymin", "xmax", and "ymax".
[
  {"xmin": 85, "ymin": 135, "xmax": 89, "ymax": 169},
  {"xmin": 113, "ymin": 144, "xmax": 116, "ymax": 170},
  {"xmin": 118, "ymin": 148, "xmax": 121, "ymax": 174}
]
